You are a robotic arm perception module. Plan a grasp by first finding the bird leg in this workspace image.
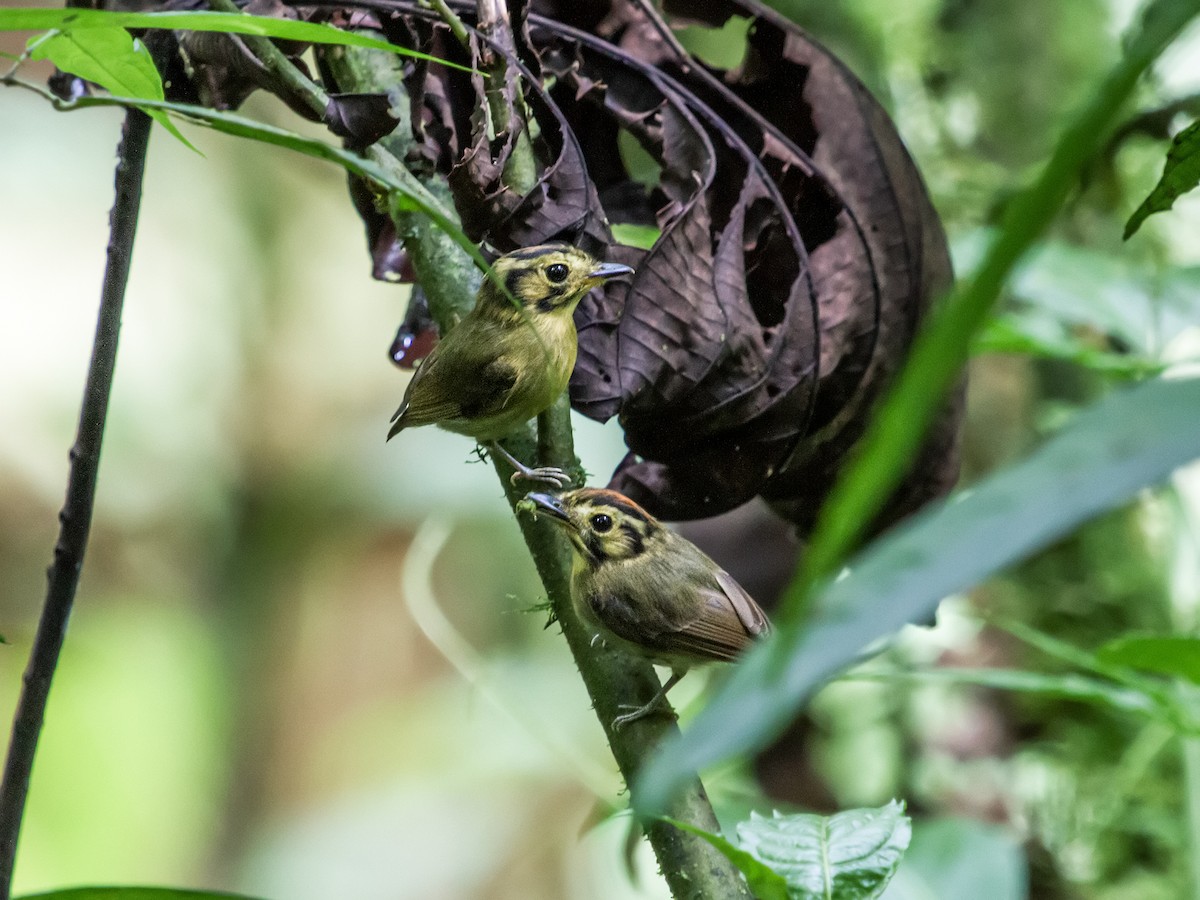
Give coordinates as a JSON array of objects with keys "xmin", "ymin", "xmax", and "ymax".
[
  {"xmin": 486, "ymin": 440, "xmax": 572, "ymax": 489},
  {"xmin": 612, "ymin": 669, "xmax": 687, "ymax": 730}
]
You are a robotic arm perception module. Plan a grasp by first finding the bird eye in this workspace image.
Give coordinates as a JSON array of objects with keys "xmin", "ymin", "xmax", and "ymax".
[
  {"xmin": 590, "ymin": 513, "xmax": 613, "ymax": 533},
  {"xmin": 546, "ymin": 263, "xmax": 569, "ymax": 283}
]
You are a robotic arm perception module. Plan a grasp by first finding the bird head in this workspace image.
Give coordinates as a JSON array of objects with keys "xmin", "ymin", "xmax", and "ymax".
[
  {"xmin": 485, "ymin": 244, "xmax": 633, "ymax": 318},
  {"xmin": 526, "ymin": 488, "xmax": 663, "ymax": 567}
]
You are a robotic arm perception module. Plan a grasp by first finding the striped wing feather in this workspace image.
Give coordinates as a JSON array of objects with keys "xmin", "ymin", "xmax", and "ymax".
[
  {"xmin": 589, "ymin": 564, "xmax": 769, "ymax": 665},
  {"xmin": 393, "ymin": 341, "xmax": 519, "ymax": 430}
]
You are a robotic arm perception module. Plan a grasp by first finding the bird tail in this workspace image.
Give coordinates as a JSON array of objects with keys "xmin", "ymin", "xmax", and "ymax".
[{"xmin": 386, "ymin": 404, "xmax": 408, "ymax": 441}]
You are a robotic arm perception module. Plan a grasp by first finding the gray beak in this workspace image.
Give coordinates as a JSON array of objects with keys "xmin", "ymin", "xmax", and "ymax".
[
  {"xmin": 588, "ymin": 261, "xmax": 635, "ymax": 281},
  {"xmin": 526, "ymin": 492, "xmax": 572, "ymax": 525}
]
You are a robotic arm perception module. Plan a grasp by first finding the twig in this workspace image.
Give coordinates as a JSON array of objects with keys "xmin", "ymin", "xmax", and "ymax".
[{"xmin": 0, "ymin": 109, "xmax": 152, "ymax": 899}]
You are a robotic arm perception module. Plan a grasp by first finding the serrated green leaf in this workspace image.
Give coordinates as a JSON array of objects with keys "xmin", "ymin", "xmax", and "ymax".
[
  {"xmin": 29, "ymin": 27, "xmax": 194, "ymax": 150},
  {"xmin": 662, "ymin": 818, "xmax": 790, "ymax": 900},
  {"xmin": 0, "ymin": 8, "xmax": 468, "ymax": 71},
  {"xmin": 735, "ymin": 803, "xmax": 911, "ymax": 900},
  {"xmin": 1098, "ymin": 635, "xmax": 1200, "ymax": 684},
  {"xmin": 1125, "ymin": 119, "xmax": 1200, "ymax": 239},
  {"xmin": 18, "ymin": 888, "xmax": 265, "ymax": 900},
  {"xmin": 635, "ymin": 376, "xmax": 1200, "ymax": 813}
]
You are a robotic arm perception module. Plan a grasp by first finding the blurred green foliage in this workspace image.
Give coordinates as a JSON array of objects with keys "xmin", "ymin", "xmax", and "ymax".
[{"xmin": 2, "ymin": 0, "xmax": 1200, "ymax": 897}]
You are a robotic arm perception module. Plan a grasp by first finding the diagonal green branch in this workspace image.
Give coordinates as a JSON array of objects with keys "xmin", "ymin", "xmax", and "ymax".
[
  {"xmin": 0, "ymin": 109, "xmax": 153, "ymax": 900},
  {"xmin": 320, "ymin": 23, "xmax": 751, "ymax": 898}
]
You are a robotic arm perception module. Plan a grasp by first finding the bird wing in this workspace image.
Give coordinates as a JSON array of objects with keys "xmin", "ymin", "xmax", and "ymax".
[
  {"xmin": 713, "ymin": 568, "xmax": 771, "ymax": 637},
  {"xmin": 589, "ymin": 573, "xmax": 767, "ymax": 665},
  {"xmin": 661, "ymin": 585, "xmax": 762, "ymax": 662},
  {"xmin": 390, "ymin": 334, "xmax": 520, "ymax": 432}
]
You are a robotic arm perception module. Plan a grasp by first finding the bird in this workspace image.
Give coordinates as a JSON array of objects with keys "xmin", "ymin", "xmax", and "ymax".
[
  {"xmin": 387, "ymin": 244, "xmax": 633, "ymax": 486},
  {"xmin": 524, "ymin": 487, "xmax": 771, "ymax": 728}
]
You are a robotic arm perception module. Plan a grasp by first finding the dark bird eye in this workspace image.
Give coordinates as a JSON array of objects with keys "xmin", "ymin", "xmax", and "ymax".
[
  {"xmin": 546, "ymin": 263, "xmax": 569, "ymax": 283},
  {"xmin": 590, "ymin": 513, "xmax": 613, "ymax": 533}
]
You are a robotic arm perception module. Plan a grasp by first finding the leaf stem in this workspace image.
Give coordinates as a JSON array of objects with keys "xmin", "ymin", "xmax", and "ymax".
[
  {"xmin": 205, "ymin": 0, "xmax": 329, "ymax": 119},
  {"xmin": 0, "ymin": 109, "xmax": 152, "ymax": 900},
  {"xmin": 422, "ymin": 0, "xmax": 471, "ymax": 50}
]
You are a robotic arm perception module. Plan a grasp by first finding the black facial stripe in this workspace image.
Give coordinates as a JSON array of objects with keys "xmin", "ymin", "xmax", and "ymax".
[
  {"xmin": 583, "ymin": 532, "xmax": 608, "ymax": 567},
  {"xmin": 604, "ymin": 499, "xmax": 655, "ymax": 529},
  {"xmin": 619, "ymin": 523, "xmax": 645, "ymax": 557},
  {"xmin": 508, "ymin": 245, "xmax": 569, "ymax": 261},
  {"xmin": 504, "ymin": 269, "xmax": 523, "ymax": 299},
  {"xmin": 536, "ymin": 284, "xmax": 568, "ymax": 312}
]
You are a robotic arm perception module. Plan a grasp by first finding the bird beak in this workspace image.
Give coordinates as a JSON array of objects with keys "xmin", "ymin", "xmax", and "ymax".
[
  {"xmin": 587, "ymin": 262, "xmax": 634, "ymax": 282},
  {"xmin": 526, "ymin": 492, "xmax": 573, "ymax": 527}
]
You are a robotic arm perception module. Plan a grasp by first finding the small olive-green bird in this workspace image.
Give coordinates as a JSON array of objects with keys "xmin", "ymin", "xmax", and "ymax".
[
  {"xmin": 526, "ymin": 487, "xmax": 771, "ymax": 728},
  {"xmin": 387, "ymin": 244, "xmax": 632, "ymax": 485}
]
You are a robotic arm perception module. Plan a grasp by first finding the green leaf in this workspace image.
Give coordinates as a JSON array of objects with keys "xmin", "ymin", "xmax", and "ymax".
[
  {"xmin": 0, "ymin": 8, "xmax": 468, "ymax": 70},
  {"xmin": 662, "ymin": 818, "xmax": 790, "ymax": 900},
  {"xmin": 20, "ymin": 892, "xmax": 252, "ymax": 900},
  {"xmin": 957, "ymin": 233, "xmax": 1200, "ymax": 361},
  {"xmin": 610, "ymin": 222, "xmax": 661, "ymax": 250},
  {"xmin": 735, "ymin": 803, "xmax": 911, "ymax": 900},
  {"xmin": 782, "ymin": 0, "xmax": 1200, "ymax": 612},
  {"xmin": 844, "ymin": 667, "xmax": 1160, "ymax": 717},
  {"xmin": 974, "ymin": 313, "xmax": 1164, "ymax": 378},
  {"xmin": 29, "ymin": 27, "xmax": 193, "ymax": 149},
  {"xmin": 1098, "ymin": 635, "xmax": 1200, "ymax": 684},
  {"xmin": 1125, "ymin": 119, "xmax": 1200, "ymax": 239},
  {"xmin": 635, "ymin": 375, "xmax": 1200, "ymax": 813},
  {"xmin": 880, "ymin": 818, "xmax": 1026, "ymax": 900}
]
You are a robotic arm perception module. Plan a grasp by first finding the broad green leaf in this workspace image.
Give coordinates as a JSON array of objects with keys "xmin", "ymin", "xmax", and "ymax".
[
  {"xmin": 735, "ymin": 803, "xmax": 911, "ymax": 900},
  {"xmin": 1098, "ymin": 635, "xmax": 1200, "ymax": 684},
  {"xmin": 974, "ymin": 313, "xmax": 1164, "ymax": 378},
  {"xmin": 0, "ymin": 8, "xmax": 467, "ymax": 70},
  {"xmin": 663, "ymin": 818, "xmax": 790, "ymax": 900},
  {"xmin": 782, "ymin": 0, "xmax": 1200, "ymax": 612},
  {"xmin": 29, "ymin": 27, "xmax": 192, "ymax": 149},
  {"xmin": 957, "ymin": 233, "xmax": 1200, "ymax": 360},
  {"xmin": 20, "ymin": 892, "xmax": 257, "ymax": 899},
  {"xmin": 635, "ymin": 375, "xmax": 1200, "ymax": 813},
  {"xmin": 1125, "ymin": 119, "xmax": 1200, "ymax": 239}
]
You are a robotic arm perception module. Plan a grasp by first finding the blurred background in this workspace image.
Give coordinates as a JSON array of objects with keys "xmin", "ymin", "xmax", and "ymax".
[{"xmin": 2, "ymin": 0, "xmax": 1200, "ymax": 897}]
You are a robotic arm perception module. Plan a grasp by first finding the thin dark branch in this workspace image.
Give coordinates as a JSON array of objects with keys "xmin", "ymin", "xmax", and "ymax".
[{"xmin": 0, "ymin": 109, "xmax": 153, "ymax": 899}]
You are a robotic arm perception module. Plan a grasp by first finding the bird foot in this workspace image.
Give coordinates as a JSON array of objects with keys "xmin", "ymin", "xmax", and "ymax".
[
  {"xmin": 612, "ymin": 700, "xmax": 677, "ymax": 731},
  {"xmin": 509, "ymin": 465, "xmax": 572, "ymax": 489},
  {"xmin": 485, "ymin": 441, "xmax": 573, "ymax": 489}
]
